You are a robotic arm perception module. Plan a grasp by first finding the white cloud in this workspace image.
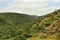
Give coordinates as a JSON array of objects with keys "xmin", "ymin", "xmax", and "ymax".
[
  {"xmin": 0, "ymin": 0, "xmax": 60, "ymax": 16},
  {"xmin": 0, "ymin": 0, "xmax": 4, "ymax": 2},
  {"xmin": 14, "ymin": 0, "xmax": 49, "ymax": 3},
  {"xmin": 1, "ymin": 0, "xmax": 49, "ymax": 14},
  {"xmin": 52, "ymin": 0, "xmax": 60, "ymax": 3}
]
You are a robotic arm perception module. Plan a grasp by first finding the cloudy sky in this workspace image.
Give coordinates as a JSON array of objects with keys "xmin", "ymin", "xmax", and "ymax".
[{"xmin": 0, "ymin": 0, "xmax": 60, "ymax": 16}]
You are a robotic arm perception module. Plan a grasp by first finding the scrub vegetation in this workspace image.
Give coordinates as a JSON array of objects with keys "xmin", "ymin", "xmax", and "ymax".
[{"xmin": 0, "ymin": 9, "xmax": 60, "ymax": 40}]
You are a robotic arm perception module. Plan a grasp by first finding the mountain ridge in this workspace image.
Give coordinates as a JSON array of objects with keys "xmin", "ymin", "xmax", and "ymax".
[
  {"xmin": 0, "ymin": 10, "xmax": 60, "ymax": 40},
  {"xmin": 27, "ymin": 9, "xmax": 60, "ymax": 40}
]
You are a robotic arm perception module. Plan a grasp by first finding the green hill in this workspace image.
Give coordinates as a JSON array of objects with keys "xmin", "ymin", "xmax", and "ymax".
[
  {"xmin": 27, "ymin": 10, "xmax": 60, "ymax": 40},
  {"xmin": 0, "ymin": 9, "xmax": 60, "ymax": 40},
  {"xmin": 0, "ymin": 12, "xmax": 41, "ymax": 40}
]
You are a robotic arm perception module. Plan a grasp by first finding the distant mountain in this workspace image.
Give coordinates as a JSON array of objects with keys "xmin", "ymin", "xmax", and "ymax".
[{"xmin": 27, "ymin": 10, "xmax": 60, "ymax": 40}]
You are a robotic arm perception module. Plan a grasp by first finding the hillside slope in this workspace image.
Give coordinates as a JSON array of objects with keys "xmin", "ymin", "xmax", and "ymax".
[
  {"xmin": 27, "ymin": 10, "xmax": 60, "ymax": 40},
  {"xmin": 0, "ymin": 12, "xmax": 41, "ymax": 40},
  {"xmin": 0, "ymin": 9, "xmax": 60, "ymax": 40}
]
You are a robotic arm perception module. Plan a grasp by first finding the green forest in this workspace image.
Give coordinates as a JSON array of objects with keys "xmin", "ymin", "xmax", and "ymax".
[{"xmin": 0, "ymin": 9, "xmax": 60, "ymax": 40}]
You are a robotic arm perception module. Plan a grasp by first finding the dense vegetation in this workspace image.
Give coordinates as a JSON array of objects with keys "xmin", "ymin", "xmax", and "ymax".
[
  {"xmin": 0, "ymin": 9, "xmax": 60, "ymax": 40},
  {"xmin": 0, "ymin": 13, "xmax": 41, "ymax": 40},
  {"xmin": 27, "ymin": 10, "xmax": 60, "ymax": 40}
]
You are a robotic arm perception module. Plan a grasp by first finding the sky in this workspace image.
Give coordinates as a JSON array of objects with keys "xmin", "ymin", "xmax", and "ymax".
[{"xmin": 0, "ymin": 0, "xmax": 60, "ymax": 16}]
